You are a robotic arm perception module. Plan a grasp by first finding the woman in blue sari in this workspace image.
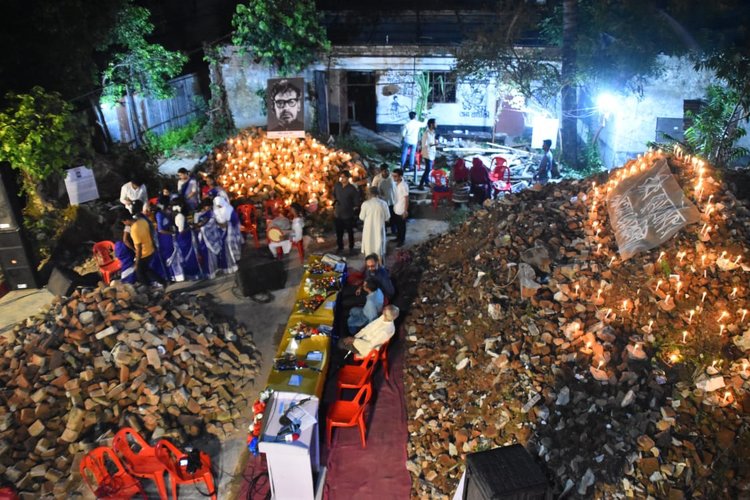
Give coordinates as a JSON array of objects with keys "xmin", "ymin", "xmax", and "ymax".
[
  {"xmin": 172, "ymin": 199, "xmax": 202, "ymax": 280},
  {"xmin": 155, "ymin": 204, "xmax": 185, "ymax": 282},
  {"xmin": 212, "ymin": 196, "xmax": 244, "ymax": 274},
  {"xmin": 196, "ymin": 198, "xmax": 222, "ymax": 279}
]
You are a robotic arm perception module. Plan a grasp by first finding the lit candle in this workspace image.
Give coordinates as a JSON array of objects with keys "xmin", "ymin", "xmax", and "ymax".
[
  {"xmin": 742, "ymin": 309, "xmax": 748, "ymax": 323},
  {"xmin": 596, "ymin": 288, "xmax": 603, "ymax": 300},
  {"xmin": 597, "ymin": 360, "xmax": 604, "ymax": 370},
  {"xmin": 669, "ymin": 352, "xmax": 680, "ymax": 364},
  {"xmin": 724, "ymin": 391, "xmax": 732, "ymax": 404},
  {"xmin": 622, "ymin": 299, "xmax": 628, "ymax": 311},
  {"xmin": 677, "ymin": 251, "xmax": 686, "ymax": 263},
  {"xmin": 682, "ymin": 331, "xmax": 688, "ymax": 343},
  {"xmin": 731, "ymin": 287, "xmax": 738, "ymax": 298},
  {"xmin": 701, "ymin": 291, "xmax": 707, "ymax": 303},
  {"xmin": 688, "ymin": 309, "xmax": 695, "ymax": 324},
  {"xmin": 718, "ymin": 311, "xmax": 729, "ymax": 322},
  {"xmin": 701, "ymin": 255, "xmax": 707, "ymax": 266},
  {"xmin": 658, "ymin": 252, "xmax": 666, "ymax": 263},
  {"xmin": 609, "ymin": 256, "xmax": 616, "ymax": 266},
  {"xmin": 676, "ymin": 281, "xmax": 683, "ymax": 295},
  {"xmin": 597, "ymin": 243, "xmax": 602, "ymax": 253},
  {"xmin": 719, "ymin": 324, "xmax": 726, "ymax": 335},
  {"xmin": 734, "ymin": 255, "xmax": 742, "ymax": 265},
  {"xmin": 655, "ymin": 279, "xmax": 663, "ymax": 292},
  {"xmin": 647, "ymin": 319, "xmax": 654, "ymax": 332}
]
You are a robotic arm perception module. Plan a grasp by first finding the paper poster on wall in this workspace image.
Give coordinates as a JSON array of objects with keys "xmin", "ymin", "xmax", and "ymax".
[
  {"xmin": 606, "ymin": 159, "xmax": 700, "ymax": 259},
  {"xmin": 267, "ymin": 78, "xmax": 305, "ymax": 139},
  {"xmin": 64, "ymin": 166, "xmax": 99, "ymax": 205},
  {"xmin": 531, "ymin": 116, "xmax": 559, "ymax": 149}
]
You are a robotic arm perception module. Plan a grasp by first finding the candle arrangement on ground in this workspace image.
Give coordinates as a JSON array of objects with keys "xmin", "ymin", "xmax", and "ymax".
[
  {"xmin": 400, "ymin": 148, "xmax": 750, "ymax": 498},
  {"xmin": 210, "ymin": 128, "xmax": 367, "ymax": 208}
]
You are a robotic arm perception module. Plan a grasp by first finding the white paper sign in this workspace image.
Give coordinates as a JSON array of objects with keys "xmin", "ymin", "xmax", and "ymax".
[{"xmin": 64, "ymin": 166, "xmax": 99, "ymax": 205}]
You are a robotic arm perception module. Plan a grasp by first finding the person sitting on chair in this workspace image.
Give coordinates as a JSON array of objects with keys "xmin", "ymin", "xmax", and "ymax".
[
  {"xmin": 339, "ymin": 305, "xmax": 400, "ymax": 357},
  {"xmin": 347, "ymin": 278, "xmax": 384, "ymax": 334},
  {"xmin": 268, "ymin": 203, "xmax": 304, "ymax": 258},
  {"xmin": 469, "ymin": 157, "xmax": 491, "ymax": 204}
]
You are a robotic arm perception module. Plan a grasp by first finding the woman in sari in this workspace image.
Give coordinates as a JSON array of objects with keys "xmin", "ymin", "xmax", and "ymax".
[
  {"xmin": 196, "ymin": 198, "xmax": 222, "ymax": 279},
  {"xmin": 172, "ymin": 199, "xmax": 202, "ymax": 280},
  {"xmin": 155, "ymin": 203, "xmax": 185, "ymax": 282},
  {"xmin": 213, "ymin": 195, "xmax": 244, "ymax": 274},
  {"xmin": 113, "ymin": 210, "xmax": 136, "ymax": 284}
]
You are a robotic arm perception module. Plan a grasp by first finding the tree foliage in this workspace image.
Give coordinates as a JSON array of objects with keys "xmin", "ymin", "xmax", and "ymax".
[
  {"xmin": 101, "ymin": 3, "xmax": 187, "ymax": 103},
  {"xmin": 232, "ymin": 0, "xmax": 331, "ymax": 75},
  {"xmin": 683, "ymin": 85, "xmax": 748, "ymax": 167},
  {"xmin": 0, "ymin": 87, "xmax": 80, "ymax": 194}
]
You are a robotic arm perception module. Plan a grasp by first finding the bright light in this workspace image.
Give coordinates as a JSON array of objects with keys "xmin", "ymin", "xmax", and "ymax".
[{"xmin": 596, "ymin": 93, "xmax": 619, "ymax": 116}]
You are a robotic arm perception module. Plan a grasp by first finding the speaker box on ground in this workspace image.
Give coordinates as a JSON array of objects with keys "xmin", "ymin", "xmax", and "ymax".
[
  {"xmin": 0, "ymin": 164, "xmax": 23, "ymax": 230},
  {"xmin": 463, "ymin": 444, "xmax": 549, "ymax": 500},
  {"xmin": 0, "ymin": 228, "xmax": 39, "ymax": 290},
  {"xmin": 47, "ymin": 267, "xmax": 81, "ymax": 297},
  {"xmin": 236, "ymin": 256, "xmax": 287, "ymax": 296}
]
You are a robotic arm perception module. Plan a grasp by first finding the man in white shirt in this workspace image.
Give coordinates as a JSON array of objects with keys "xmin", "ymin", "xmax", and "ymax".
[
  {"xmin": 400, "ymin": 111, "xmax": 427, "ymax": 171},
  {"xmin": 371, "ymin": 164, "xmax": 396, "ymax": 235},
  {"xmin": 119, "ymin": 177, "xmax": 148, "ymax": 214},
  {"xmin": 339, "ymin": 305, "xmax": 399, "ymax": 356},
  {"xmin": 418, "ymin": 118, "xmax": 438, "ymax": 189},
  {"xmin": 391, "ymin": 168, "xmax": 409, "ymax": 247}
]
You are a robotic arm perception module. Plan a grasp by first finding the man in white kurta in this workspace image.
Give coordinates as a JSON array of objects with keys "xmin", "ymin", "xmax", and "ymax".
[
  {"xmin": 359, "ymin": 186, "xmax": 391, "ymax": 261},
  {"xmin": 339, "ymin": 305, "xmax": 399, "ymax": 356}
]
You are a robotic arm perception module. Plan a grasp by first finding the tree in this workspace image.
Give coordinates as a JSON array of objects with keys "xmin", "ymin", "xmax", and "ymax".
[
  {"xmin": 232, "ymin": 0, "xmax": 331, "ymax": 75},
  {"xmin": 100, "ymin": 2, "xmax": 187, "ymax": 145},
  {"xmin": 0, "ymin": 87, "xmax": 80, "ymax": 197}
]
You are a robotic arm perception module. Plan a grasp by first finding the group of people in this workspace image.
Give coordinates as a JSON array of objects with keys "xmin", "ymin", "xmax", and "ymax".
[
  {"xmin": 113, "ymin": 168, "xmax": 244, "ymax": 288},
  {"xmin": 337, "ymin": 254, "xmax": 399, "ymax": 357},
  {"xmin": 334, "ymin": 165, "xmax": 410, "ymax": 259}
]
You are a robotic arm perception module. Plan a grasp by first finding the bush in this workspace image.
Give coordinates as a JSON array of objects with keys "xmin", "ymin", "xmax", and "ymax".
[
  {"xmin": 144, "ymin": 119, "xmax": 204, "ymax": 158},
  {"xmin": 333, "ymin": 135, "xmax": 377, "ymax": 158}
]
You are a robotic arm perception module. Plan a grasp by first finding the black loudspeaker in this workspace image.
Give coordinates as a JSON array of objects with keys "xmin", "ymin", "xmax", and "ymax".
[
  {"xmin": 0, "ymin": 164, "xmax": 22, "ymax": 230},
  {"xmin": 463, "ymin": 445, "xmax": 549, "ymax": 500},
  {"xmin": 236, "ymin": 256, "xmax": 287, "ymax": 296},
  {"xmin": 0, "ymin": 229, "xmax": 39, "ymax": 290},
  {"xmin": 47, "ymin": 267, "xmax": 79, "ymax": 297}
]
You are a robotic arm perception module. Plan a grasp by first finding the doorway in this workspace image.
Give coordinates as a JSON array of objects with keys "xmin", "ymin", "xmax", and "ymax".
[{"xmin": 346, "ymin": 71, "xmax": 377, "ymax": 131}]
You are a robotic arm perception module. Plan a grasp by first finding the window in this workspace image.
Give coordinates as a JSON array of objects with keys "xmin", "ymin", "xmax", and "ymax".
[{"xmin": 427, "ymin": 71, "xmax": 457, "ymax": 104}]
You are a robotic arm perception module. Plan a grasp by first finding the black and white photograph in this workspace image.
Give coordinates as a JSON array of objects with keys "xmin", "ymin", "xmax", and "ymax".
[{"xmin": 267, "ymin": 77, "xmax": 305, "ymax": 138}]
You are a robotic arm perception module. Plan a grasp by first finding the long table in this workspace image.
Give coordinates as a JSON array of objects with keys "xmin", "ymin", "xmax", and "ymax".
[{"xmin": 258, "ymin": 255, "xmax": 345, "ymax": 500}]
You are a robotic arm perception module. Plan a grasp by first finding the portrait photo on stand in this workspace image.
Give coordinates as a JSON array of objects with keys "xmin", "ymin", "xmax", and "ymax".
[{"xmin": 267, "ymin": 77, "xmax": 305, "ymax": 139}]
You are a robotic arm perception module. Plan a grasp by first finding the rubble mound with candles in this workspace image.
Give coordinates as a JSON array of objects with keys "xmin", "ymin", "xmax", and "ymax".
[
  {"xmin": 0, "ymin": 282, "xmax": 259, "ymax": 498},
  {"xmin": 403, "ymin": 149, "xmax": 750, "ymax": 498},
  {"xmin": 212, "ymin": 128, "xmax": 367, "ymax": 208}
]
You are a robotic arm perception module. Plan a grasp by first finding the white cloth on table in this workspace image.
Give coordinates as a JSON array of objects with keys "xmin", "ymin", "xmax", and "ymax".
[{"xmin": 359, "ymin": 197, "xmax": 390, "ymax": 259}]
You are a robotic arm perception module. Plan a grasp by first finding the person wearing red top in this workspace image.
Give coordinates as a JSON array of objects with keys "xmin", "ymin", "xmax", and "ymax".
[{"xmin": 469, "ymin": 157, "xmax": 491, "ymax": 204}]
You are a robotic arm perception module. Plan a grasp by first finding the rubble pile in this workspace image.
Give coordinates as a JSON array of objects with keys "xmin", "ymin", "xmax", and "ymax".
[
  {"xmin": 0, "ymin": 282, "xmax": 259, "ymax": 498},
  {"xmin": 404, "ymin": 149, "xmax": 750, "ymax": 498}
]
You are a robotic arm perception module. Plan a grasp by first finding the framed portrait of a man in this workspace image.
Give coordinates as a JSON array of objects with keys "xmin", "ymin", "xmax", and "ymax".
[{"xmin": 267, "ymin": 77, "xmax": 305, "ymax": 139}]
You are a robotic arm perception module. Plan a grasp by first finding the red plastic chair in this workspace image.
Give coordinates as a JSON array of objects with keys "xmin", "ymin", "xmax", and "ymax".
[
  {"xmin": 148, "ymin": 197, "xmax": 159, "ymax": 207},
  {"xmin": 112, "ymin": 427, "xmax": 169, "ymax": 500},
  {"xmin": 351, "ymin": 337, "xmax": 392, "ymax": 381},
  {"xmin": 155, "ymin": 440, "xmax": 216, "ymax": 500},
  {"xmin": 430, "ymin": 170, "xmax": 452, "ymax": 209},
  {"xmin": 80, "ymin": 447, "xmax": 147, "ymax": 500},
  {"xmin": 236, "ymin": 204, "xmax": 260, "ymax": 248},
  {"xmin": 491, "ymin": 157, "xmax": 511, "ymax": 198},
  {"xmin": 337, "ymin": 349, "xmax": 379, "ymax": 396},
  {"xmin": 326, "ymin": 383, "xmax": 373, "ymax": 448},
  {"xmin": 93, "ymin": 241, "xmax": 122, "ymax": 285},
  {"xmin": 292, "ymin": 239, "xmax": 305, "ymax": 263}
]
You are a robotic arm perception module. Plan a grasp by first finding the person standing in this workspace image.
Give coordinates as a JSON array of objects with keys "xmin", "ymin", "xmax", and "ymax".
[
  {"xmin": 372, "ymin": 164, "xmax": 396, "ymax": 235},
  {"xmin": 418, "ymin": 119, "xmax": 438, "ymax": 189},
  {"xmin": 535, "ymin": 139, "xmax": 554, "ymax": 184},
  {"xmin": 391, "ymin": 168, "xmax": 409, "ymax": 247},
  {"xmin": 359, "ymin": 186, "xmax": 391, "ymax": 261},
  {"xmin": 119, "ymin": 210, "xmax": 164, "ymax": 288},
  {"xmin": 333, "ymin": 170, "xmax": 360, "ymax": 253},
  {"xmin": 400, "ymin": 112, "xmax": 427, "ymax": 171},
  {"xmin": 177, "ymin": 168, "xmax": 200, "ymax": 211},
  {"xmin": 119, "ymin": 177, "xmax": 148, "ymax": 214}
]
